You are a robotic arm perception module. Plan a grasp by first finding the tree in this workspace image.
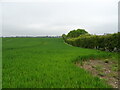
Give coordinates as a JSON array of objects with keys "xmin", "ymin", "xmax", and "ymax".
[{"xmin": 67, "ymin": 29, "xmax": 88, "ymax": 38}]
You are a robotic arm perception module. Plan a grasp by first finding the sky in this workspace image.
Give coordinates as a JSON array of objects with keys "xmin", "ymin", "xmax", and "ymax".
[{"xmin": 0, "ymin": 0, "xmax": 119, "ymax": 36}]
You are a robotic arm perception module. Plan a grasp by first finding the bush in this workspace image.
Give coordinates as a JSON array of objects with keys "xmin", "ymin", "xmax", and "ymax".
[
  {"xmin": 63, "ymin": 32, "xmax": 120, "ymax": 52},
  {"xmin": 66, "ymin": 29, "xmax": 89, "ymax": 38}
]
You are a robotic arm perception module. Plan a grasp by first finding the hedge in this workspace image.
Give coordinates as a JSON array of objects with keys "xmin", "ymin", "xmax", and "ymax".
[{"xmin": 62, "ymin": 32, "xmax": 120, "ymax": 52}]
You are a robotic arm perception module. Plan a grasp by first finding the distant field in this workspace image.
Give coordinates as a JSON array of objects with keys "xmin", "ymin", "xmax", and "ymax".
[{"xmin": 2, "ymin": 38, "xmax": 117, "ymax": 88}]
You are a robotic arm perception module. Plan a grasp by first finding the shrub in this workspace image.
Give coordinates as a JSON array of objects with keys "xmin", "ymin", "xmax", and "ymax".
[
  {"xmin": 63, "ymin": 31, "xmax": 120, "ymax": 52},
  {"xmin": 66, "ymin": 29, "xmax": 89, "ymax": 38}
]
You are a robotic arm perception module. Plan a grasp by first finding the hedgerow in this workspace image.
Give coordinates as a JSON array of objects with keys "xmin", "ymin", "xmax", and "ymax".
[{"xmin": 62, "ymin": 32, "xmax": 120, "ymax": 52}]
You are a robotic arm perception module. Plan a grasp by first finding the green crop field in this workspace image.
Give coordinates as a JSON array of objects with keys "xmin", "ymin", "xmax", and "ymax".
[{"xmin": 2, "ymin": 38, "xmax": 117, "ymax": 88}]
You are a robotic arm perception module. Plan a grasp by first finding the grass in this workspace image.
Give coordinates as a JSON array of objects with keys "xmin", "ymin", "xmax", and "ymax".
[
  {"xmin": 93, "ymin": 65, "xmax": 103, "ymax": 71},
  {"xmin": 2, "ymin": 37, "xmax": 117, "ymax": 88},
  {"xmin": 0, "ymin": 38, "xmax": 2, "ymax": 89}
]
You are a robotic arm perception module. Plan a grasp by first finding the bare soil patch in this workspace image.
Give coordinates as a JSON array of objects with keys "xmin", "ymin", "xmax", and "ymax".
[{"xmin": 76, "ymin": 59, "xmax": 119, "ymax": 88}]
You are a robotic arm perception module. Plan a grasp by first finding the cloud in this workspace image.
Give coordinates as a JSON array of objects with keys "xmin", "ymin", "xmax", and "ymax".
[
  {"xmin": 1, "ymin": 0, "xmax": 119, "ymax": 36},
  {"xmin": 1, "ymin": 0, "xmax": 119, "ymax": 3}
]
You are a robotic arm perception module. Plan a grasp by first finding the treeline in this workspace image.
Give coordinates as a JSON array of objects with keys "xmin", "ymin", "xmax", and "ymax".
[
  {"xmin": 2, "ymin": 36, "xmax": 61, "ymax": 38},
  {"xmin": 62, "ymin": 29, "xmax": 120, "ymax": 52}
]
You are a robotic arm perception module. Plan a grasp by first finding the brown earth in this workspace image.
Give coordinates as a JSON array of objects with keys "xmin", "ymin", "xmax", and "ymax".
[{"xmin": 76, "ymin": 59, "xmax": 119, "ymax": 88}]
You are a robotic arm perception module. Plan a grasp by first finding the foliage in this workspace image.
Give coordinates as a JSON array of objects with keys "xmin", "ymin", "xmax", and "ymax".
[
  {"xmin": 66, "ymin": 29, "xmax": 88, "ymax": 38},
  {"xmin": 63, "ymin": 32, "xmax": 120, "ymax": 52},
  {"xmin": 62, "ymin": 34, "xmax": 67, "ymax": 40}
]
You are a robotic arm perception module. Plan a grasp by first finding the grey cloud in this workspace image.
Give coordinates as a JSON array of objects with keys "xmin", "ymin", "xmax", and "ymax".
[{"xmin": 1, "ymin": 1, "xmax": 118, "ymax": 36}]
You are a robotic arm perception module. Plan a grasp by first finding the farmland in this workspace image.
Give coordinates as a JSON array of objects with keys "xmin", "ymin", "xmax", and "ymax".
[{"xmin": 2, "ymin": 37, "xmax": 117, "ymax": 88}]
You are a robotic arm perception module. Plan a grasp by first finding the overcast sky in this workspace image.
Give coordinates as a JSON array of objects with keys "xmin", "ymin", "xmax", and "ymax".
[{"xmin": 0, "ymin": 0, "xmax": 119, "ymax": 36}]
